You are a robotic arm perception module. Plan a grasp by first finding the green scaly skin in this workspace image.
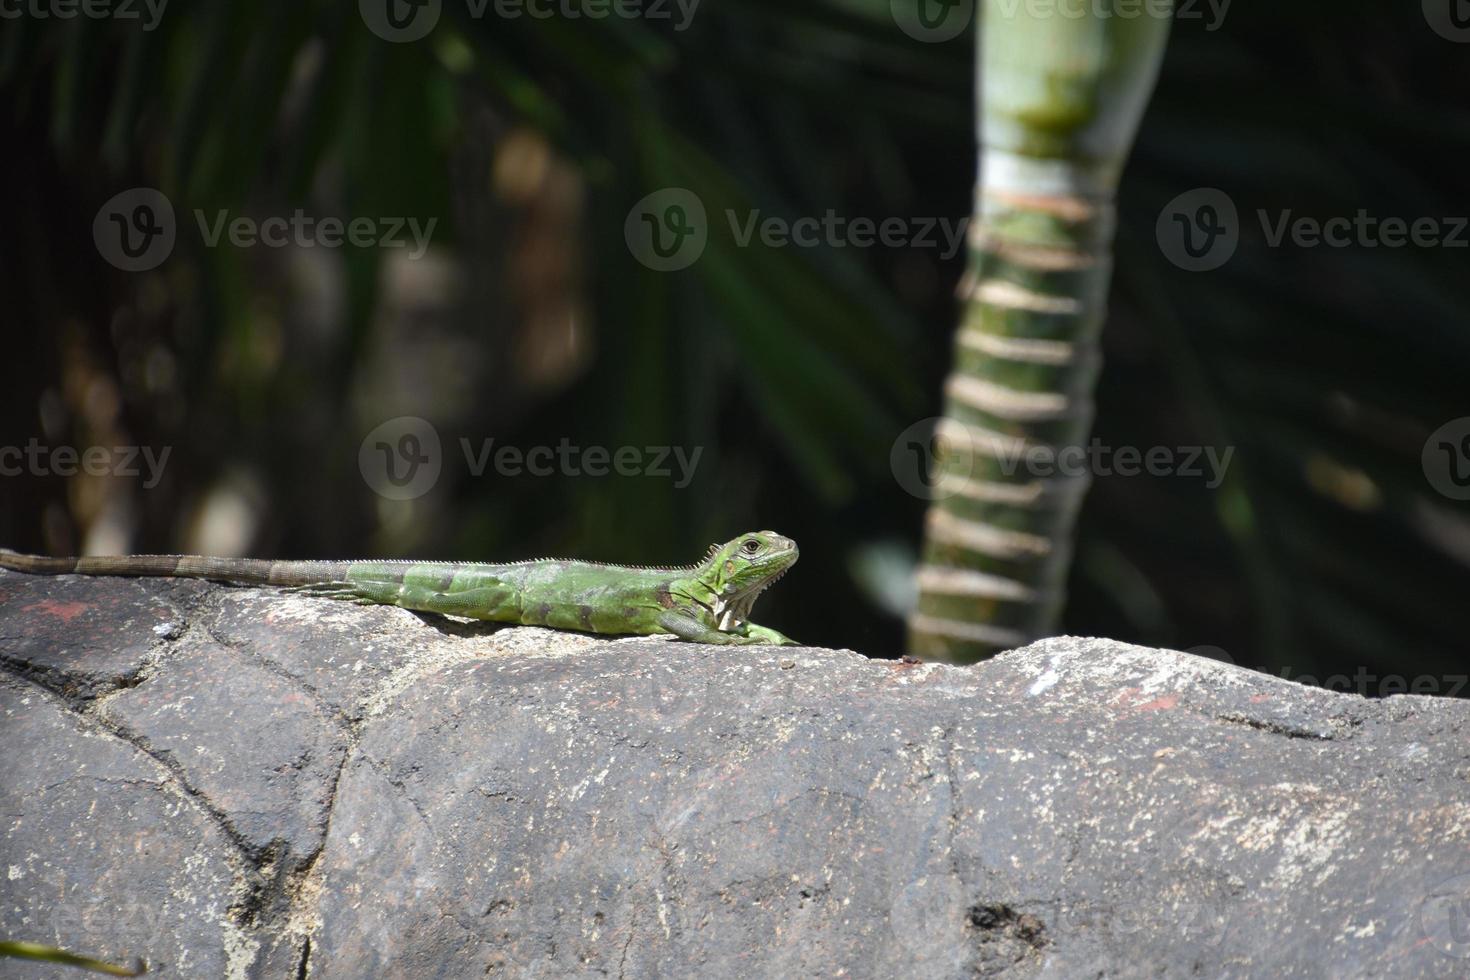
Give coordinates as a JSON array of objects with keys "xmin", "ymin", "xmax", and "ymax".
[{"xmin": 0, "ymin": 531, "xmax": 801, "ymax": 646}]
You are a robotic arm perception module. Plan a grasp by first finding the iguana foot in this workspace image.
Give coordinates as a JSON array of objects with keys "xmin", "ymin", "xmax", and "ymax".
[{"xmin": 741, "ymin": 624, "xmax": 799, "ymax": 646}]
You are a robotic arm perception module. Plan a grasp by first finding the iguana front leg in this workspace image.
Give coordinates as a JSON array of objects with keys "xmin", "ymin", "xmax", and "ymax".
[
  {"xmin": 740, "ymin": 622, "xmax": 799, "ymax": 646},
  {"xmin": 657, "ymin": 611, "xmax": 795, "ymax": 646}
]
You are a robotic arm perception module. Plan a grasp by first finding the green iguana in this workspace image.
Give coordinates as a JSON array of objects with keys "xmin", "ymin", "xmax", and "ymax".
[{"xmin": 0, "ymin": 531, "xmax": 800, "ymax": 646}]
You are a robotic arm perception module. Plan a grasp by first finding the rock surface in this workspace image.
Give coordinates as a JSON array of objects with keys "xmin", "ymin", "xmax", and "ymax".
[{"xmin": 2, "ymin": 568, "xmax": 1468, "ymax": 978}]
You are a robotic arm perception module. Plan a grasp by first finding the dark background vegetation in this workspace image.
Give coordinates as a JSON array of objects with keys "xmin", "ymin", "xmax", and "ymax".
[{"xmin": 0, "ymin": 1, "xmax": 1466, "ymax": 689}]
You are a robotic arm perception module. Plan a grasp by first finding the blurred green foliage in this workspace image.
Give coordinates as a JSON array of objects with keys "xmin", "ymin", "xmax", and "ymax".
[
  {"xmin": 0, "ymin": 0, "xmax": 1466, "ymax": 686},
  {"xmin": 0, "ymin": 938, "xmax": 143, "ymax": 975}
]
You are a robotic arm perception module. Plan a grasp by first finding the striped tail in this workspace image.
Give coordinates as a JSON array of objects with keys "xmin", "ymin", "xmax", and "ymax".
[{"xmin": 0, "ymin": 550, "xmax": 350, "ymax": 588}]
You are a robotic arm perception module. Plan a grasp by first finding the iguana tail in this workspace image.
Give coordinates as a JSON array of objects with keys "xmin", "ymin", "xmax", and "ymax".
[{"xmin": 0, "ymin": 550, "xmax": 350, "ymax": 588}]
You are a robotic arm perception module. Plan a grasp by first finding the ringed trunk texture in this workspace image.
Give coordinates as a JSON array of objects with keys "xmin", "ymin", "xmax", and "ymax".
[{"xmin": 909, "ymin": 1, "xmax": 1174, "ymax": 663}]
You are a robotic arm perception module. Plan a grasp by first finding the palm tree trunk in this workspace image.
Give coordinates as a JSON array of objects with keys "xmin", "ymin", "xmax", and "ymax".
[{"xmin": 908, "ymin": 2, "xmax": 1174, "ymax": 663}]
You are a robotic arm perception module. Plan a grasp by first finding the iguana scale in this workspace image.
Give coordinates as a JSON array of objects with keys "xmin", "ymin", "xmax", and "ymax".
[{"xmin": 0, "ymin": 531, "xmax": 800, "ymax": 646}]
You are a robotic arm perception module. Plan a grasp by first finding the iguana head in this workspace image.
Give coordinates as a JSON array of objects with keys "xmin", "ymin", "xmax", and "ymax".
[{"xmin": 698, "ymin": 531, "xmax": 799, "ymax": 630}]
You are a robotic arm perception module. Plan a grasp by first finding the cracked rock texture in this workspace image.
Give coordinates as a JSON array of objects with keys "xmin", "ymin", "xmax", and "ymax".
[{"xmin": 2, "ymin": 570, "xmax": 1469, "ymax": 979}]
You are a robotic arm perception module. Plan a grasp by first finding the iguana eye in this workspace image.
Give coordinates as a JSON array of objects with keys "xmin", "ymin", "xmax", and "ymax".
[{"xmin": 742, "ymin": 539, "xmax": 760, "ymax": 554}]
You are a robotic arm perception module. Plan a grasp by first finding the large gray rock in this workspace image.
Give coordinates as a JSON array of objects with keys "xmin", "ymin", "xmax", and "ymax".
[{"xmin": 1, "ymin": 568, "xmax": 1468, "ymax": 978}]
